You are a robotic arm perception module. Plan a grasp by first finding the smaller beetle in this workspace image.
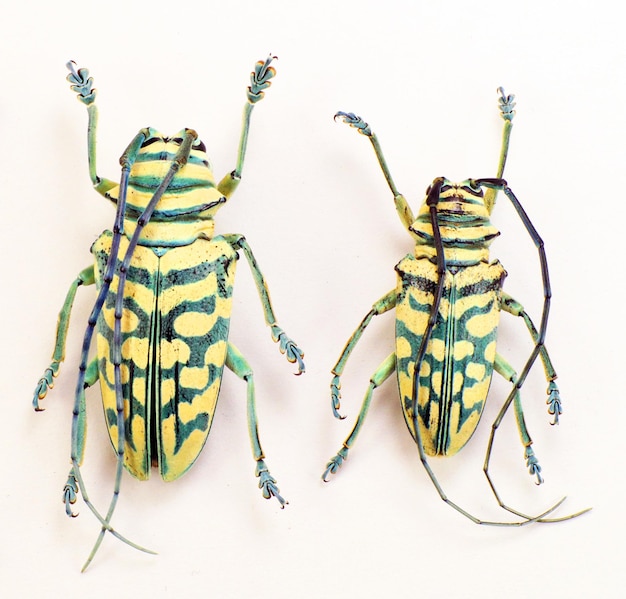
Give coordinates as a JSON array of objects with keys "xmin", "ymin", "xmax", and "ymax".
[
  {"xmin": 33, "ymin": 56, "xmax": 304, "ymax": 570},
  {"xmin": 323, "ymin": 89, "xmax": 588, "ymax": 524}
]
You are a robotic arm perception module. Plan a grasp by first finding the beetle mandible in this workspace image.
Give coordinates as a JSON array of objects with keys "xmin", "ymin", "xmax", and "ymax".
[
  {"xmin": 323, "ymin": 89, "xmax": 588, "ymax": 524},
  {"xmin": 33, "ymin": 56, "xmax": 304, "ymax": 570}
]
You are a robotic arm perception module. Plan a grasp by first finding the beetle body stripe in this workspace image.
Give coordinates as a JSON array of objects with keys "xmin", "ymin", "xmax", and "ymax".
[
  {"xmin": 395, "ymin": 254, "xmax": 505, "ymax": 456},
  {"xmin": 93, "ymin": 232, "xmax": 238, "ymax": 481}
]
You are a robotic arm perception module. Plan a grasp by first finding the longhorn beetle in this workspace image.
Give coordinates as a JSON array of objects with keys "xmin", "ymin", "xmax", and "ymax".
[
  {"xmin": 323, "ymin": 89, "xmax": 588, "ymax": 525},
  {"xmin": 33, "ymin": 56, "xmax": 304, "ymax": 570}
]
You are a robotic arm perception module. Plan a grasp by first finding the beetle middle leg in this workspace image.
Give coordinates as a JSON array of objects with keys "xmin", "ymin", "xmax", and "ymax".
[
  {"xmin": 225, "ymin": 342, "xmax": 287, "ymax": 507},
  {"xmin": 329, "ymin": 290, "xmax": 397, "ymax": 419},
  {"xmin": 323, "ymin": 353, "xmax": 397, "ymax": 481},
  {"xmin": 225, "ymin": 233, "xmax": 305, "ymax": 375},
  {"xmin": 501, "ymin": 292, "xmax": 562, "ymax": 424}
]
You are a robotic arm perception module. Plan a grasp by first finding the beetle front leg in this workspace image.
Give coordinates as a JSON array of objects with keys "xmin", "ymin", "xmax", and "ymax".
[
  {"xmin": 226, "ymin": 343, "xmax": 287, "ymax": 507},
  {"xmin": 225, "ymin": 234, "xmax": 305, "ymax": 374},
  {"xmin": 32, "ymin": 266, "xmax": 95, "ymax": 410},
  {"xmin": 330, "ymin": 290, "xmax": 397, "ymax": 419},
  {"xmin": 66, "ymin": 62, "xmax": 118, "ymax": 196},
  {"xmin": 334, "ymin": 112, "xmax": 415, "ymax": 232},
  {"xmin": 218, "ymin": 55, "xmax": 277, "ymax": 198},
  {"xmin": 483, "ymin": 87, "xmax": 516, "ymax": 214},
  {"xmin": 323, "ymin": 353, "xmax": 396, "ymax": 481}
]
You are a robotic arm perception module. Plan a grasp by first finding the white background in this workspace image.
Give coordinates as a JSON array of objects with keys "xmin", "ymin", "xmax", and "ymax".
[{"xmin": 1, "ymin": 1, "xmax": 623, "ymax": 597}]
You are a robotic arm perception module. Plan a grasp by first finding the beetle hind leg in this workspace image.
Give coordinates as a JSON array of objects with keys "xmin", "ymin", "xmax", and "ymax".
[
  {"xmin": 408, "ymin": 359, "xmax": 574, "ymax": 525},
  {"xmin": 62, "ymin": 358, "xmax": 99, "ymax": 518},
  {"xmin": 493, "ymin": 353, "xmax": 545, "ymax": 484},
  {"xmin": 414, "ymin": 436, "xmax": 565, "ymax": 525},
  {"xmin": 322, "ymin": 353, "xmax": 396, "ymax": 482},
  {"xmin": 225, "ymin": 342, "xmax": 287, "ymax": 507},
  {"xmin": 482, "ymin": 354, "xmax": 590, "ymax": 523},
  {"xmin": 62, "ymin": 358, "xmax": 155, "ymax": 571},
  {"xmin": 329, "ymin": 290, "xmax": 397, "ymax": 419}
]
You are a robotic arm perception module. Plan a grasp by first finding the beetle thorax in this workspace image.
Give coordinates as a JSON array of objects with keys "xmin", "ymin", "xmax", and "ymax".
[{"xmin": 411, "ymin": 179, "xmax": 500, "ymax": 266}]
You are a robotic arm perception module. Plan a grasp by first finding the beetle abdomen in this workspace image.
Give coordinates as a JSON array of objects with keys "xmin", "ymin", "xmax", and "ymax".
[
  {"xmin": 93, "ymin": 232, "xmax": 238, "ymax": 481},
  {"xmin": 395, "ymin": 255, "xmax": 506, "ymax": 456}
]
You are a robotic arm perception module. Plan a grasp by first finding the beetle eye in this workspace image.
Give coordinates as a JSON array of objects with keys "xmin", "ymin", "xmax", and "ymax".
[{"xmin": 141, "ymin": 137, "xmax": 160, "ymax": 148}]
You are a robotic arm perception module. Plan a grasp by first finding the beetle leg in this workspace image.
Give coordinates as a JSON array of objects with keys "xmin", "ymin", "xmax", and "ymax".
[
  {"xmin": 484, "ymin": 88, "xmax": 516, "ymax": 214},
  {"xmin": 330, "ymin": 290, "xmax": 397, "ymax": 418},
  {"xmin": 323, "ymin": 353, "xmax": 396, "ymax": 482},
  {"xmin": 413, "ymin": 394, "xmax": 568, "ymax": 525},
  {"xmin": 217, "ymin": 55, "xmax": 277, "ymax": 198},
  {"xmin": 225, "ymin": 342, "xmax": 287, "ymax": 507},
  {"xmin": 334, "ymin": 112, "xmax": 416, "ymax": 233},
  {"xmin": 63, "ymin": 351, "xmax": 155, "ymax": 570},
  {"xmin": 225, "ymin": 233, "xmax": 305, "ymax": 374},
  {"xmin": 500, "ymin": 292, "xmax": 562, "ymax": 424},
  {"xmin": 62, "ymin": 356, "xmax": 98, "ymax": 518},
  {"xmin": 66, "ymin": 62, "xmax": 118, "ymax": 196},
  {"xmin": 32, "ymin": 265, "xmax": 95, "ymax": 410},
  {"xmin": 492, "ymin": 354, "xmax": 544, "ymax": 485},
  {"xmin": 482, "ymin": 354, "xmax": 590, "ymax": 523}
]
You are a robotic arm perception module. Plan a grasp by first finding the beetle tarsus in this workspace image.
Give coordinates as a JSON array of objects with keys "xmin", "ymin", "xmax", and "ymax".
[
  {"xmin": 271, "ymin": 325, "xmax": 305, "ymax": 374},
  {"xmin": 63, "ymin": 470, "xmax": 80, "ymax": 518},
  {"xmin": 247, "ymin": 55, "xmax": 277, "ymax": 104},
  {"xmin": 334, "ymin": 111, "xmax": 372, "ymax": 137},
  {"xmin": 497, "ymin": 87, "xmax": 516, "ymax": 122},
  {"xmin": 330, "ymin": 375, "xmax": 345, "ymax": 419},
  {"xmin": 524, "ymin": 446, "xmax": 544, "ymax": 485},
  {"xmin": 32, "ymin": 362, "xmax": 60, "ymax": 410},
  {"xmin": 256, "ymin": 460, "xmax": 287, "ymax": 507},
  {"xmin": 546, "ymin": 381, "xmax": 562, "ymax": 425},
  {"xmin": 66, "ymin": 61, "xmax": 97, "ymax": 105},
  {"xmin": 322, "ymin": 447, "xmax": 348, "ymax": 482}
]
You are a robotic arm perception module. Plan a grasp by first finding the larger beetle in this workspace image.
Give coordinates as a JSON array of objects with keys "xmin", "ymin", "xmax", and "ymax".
[{"xmin": 33, "ymin": 56, "xmax": 304, "ymax": 570}]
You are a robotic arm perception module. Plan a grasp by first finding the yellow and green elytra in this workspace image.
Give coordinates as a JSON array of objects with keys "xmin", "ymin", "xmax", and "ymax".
[
  {"xmin": 323, "ymin": 90, "xmax": 589, "ymax": 525},
  {"xmin": 33, "ymin": 56, "xmax": 304, "ymax": 570}
]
